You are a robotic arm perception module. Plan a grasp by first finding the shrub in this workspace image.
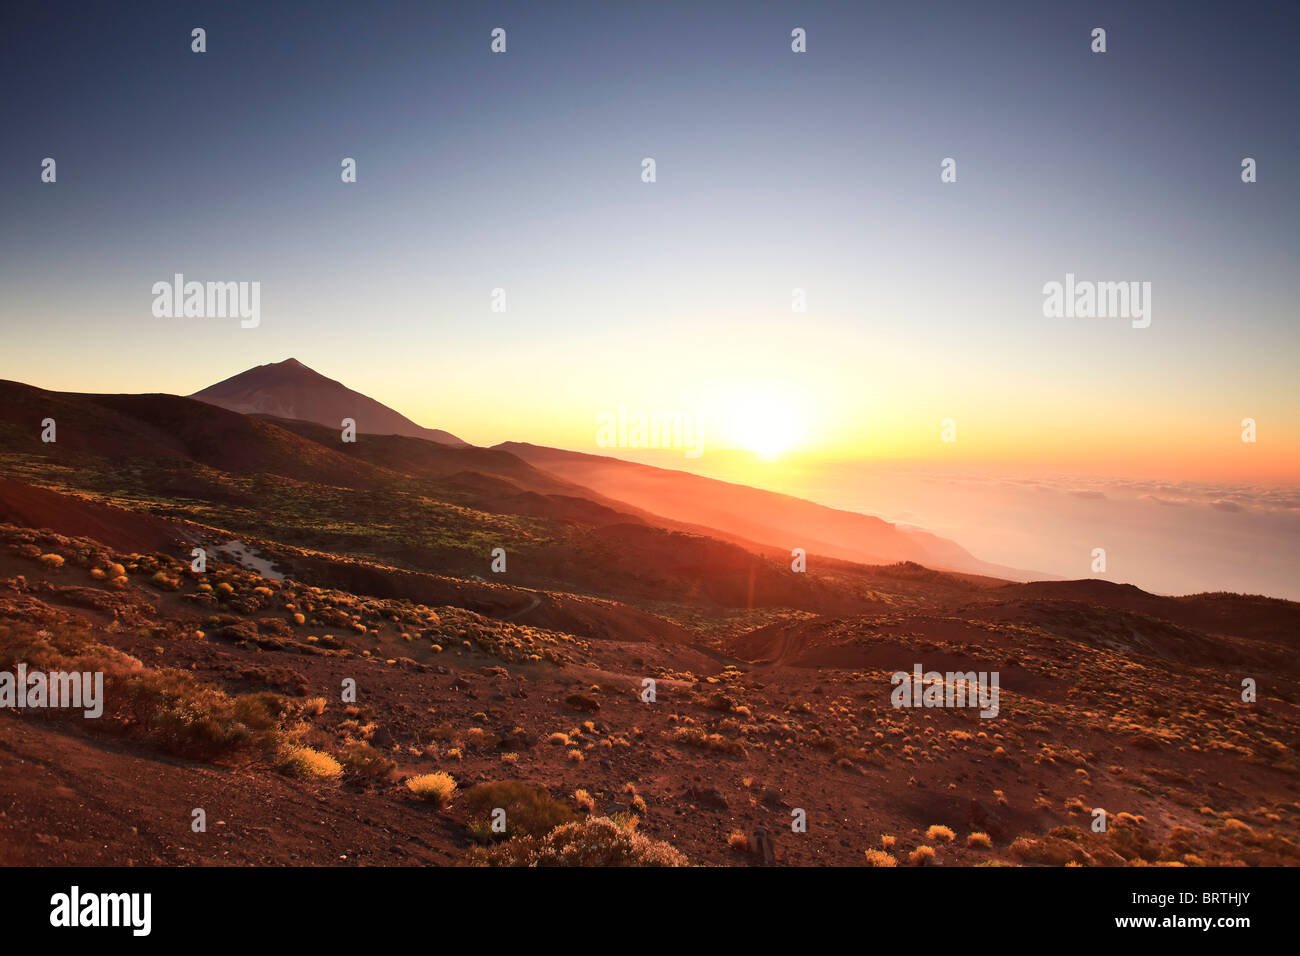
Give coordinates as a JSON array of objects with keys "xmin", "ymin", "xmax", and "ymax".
[
  {"xmin": 565, "ymin": 693, "xmax": 600, "ymax": 713},
  {"xmin": 573, "ymin": 789, "xmax": 595, "ymax": 812},
  {"xmin": 0, "ymin": 624, "xmax": 286, "ymax": 761},
  {"xmin": 1009, "ymin": 835, "xmax": 1091, "ymax": 866},
  {"xmin": 280, "ymin": 747, "xmax": 343, "ymax": 781},
  {"xmin": 146, "ymin": 688, "xmax": 256, "ymax": 756},
  {"xmin": 667, "ymin": 725, "xmax": 747, "ymax": 757},
  {"xmin": 1222, "ymin": 818, "xmax": 1255, "ymax": 839},
  {"xmin": 150, "ymin": 571, "xmax": 181, "ymax": 591},
  {"xmin": 471, "ymin": 816, "xmax": 688, "ymax": 867},
  {"xmin": 926, "ymin": 824, "xmax": 956, "ymax": 843},
  {"xmin": 338, "ymin": 742, "xmax": 397, "ymax": 781},
  {"xmin": 407, "ymin": 772, "xmax": 457, "ymax": 806},
  {"xmin": 38, "ymin": 553, "xmax": 65, "ymax": 569},
  {"xmin": 727, "ymin": 830, "xmax": 750, "ymax": 852},
  {"xmin": 232, "ymin": 692, "xmax": 290, "ymax": 730},
  {"xmin": 865, "ymin": 848, "xmax": 898, "ymax": 867},
  {"xmin": 909, "ymin": 845, "xmax": 936, "ymax": 866},
  {"xmin": 463, "ymin": 781, "xmax": 575, "ymax": 838},
  {"xmin": 967, "ymin": 831, "xmax": 993, "ymax": 849}
]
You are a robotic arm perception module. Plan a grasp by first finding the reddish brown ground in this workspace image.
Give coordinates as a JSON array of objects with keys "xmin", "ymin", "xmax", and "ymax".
[{"xmin": 2, "ymin": 501, "xmax": 1297, "ymax": 867}]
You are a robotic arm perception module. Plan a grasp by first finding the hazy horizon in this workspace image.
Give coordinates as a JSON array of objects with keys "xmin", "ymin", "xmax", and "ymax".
[
  {"xmin": 5, "ymin": 349, "xmax": 1300, "ymax": 600},
  {"xmin": 591, "ymin": 446, "xmax": 1300, "ymax": 600}
]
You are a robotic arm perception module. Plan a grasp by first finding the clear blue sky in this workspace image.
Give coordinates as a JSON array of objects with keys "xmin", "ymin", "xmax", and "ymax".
[{"xmin": 1, "ymin": 0, "xmax": 1296, "ymax": 475}]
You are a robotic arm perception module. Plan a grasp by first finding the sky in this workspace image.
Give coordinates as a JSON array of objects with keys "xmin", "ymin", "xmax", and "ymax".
[{"xmin": 2, "ymin": 0, "xmax": 1297, "ymax": 491}]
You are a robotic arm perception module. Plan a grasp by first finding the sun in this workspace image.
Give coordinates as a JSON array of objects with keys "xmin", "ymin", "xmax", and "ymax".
[{"xmin": 724, "ymin": 393, "xmax": 803, "ymax": 460}]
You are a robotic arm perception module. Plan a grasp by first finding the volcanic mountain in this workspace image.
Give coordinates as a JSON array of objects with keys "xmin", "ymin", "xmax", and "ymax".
[
  {"xmin": 181, "ymin": 359, "xmax": 1017, "ymax": 576},
  {"xmin": 191, "ymin": 357, "xmax": 467, "ymax": 446},
  {"xmin": 6, "ymin": 358, "xmax": 1018, "ymax": 579}
]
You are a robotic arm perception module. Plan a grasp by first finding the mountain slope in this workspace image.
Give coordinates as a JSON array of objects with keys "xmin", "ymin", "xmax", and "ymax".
[
  {"xmin": 495, "ymin": 442, "xmax": 1030, "ymax": 579},
  {"xmin": 265, "ymin": 417, "xmax": 609, "ymax": 498},
  {"xmin": 0, "ymin": 380, "xmax": 391, "ymax": 489},
  {"xmin": 191, "ymin": 357, "xmax": 467, "ymax": 446}
]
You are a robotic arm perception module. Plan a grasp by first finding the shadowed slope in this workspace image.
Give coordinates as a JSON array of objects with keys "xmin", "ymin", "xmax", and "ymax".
[{"xmin": 0, "ymin": 380, "xmax": 388, "ymax": 488}]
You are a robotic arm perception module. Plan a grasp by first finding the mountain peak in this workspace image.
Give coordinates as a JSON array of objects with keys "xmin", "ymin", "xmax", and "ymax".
[{"xmin": 190, "ymin": 360, "xmax": 468, "ymax": 447}]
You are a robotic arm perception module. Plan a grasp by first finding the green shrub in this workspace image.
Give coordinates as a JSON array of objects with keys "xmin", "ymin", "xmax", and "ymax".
[{"xmin": 462, "ymin": 780, "xmax": 575, "ymax": 838}]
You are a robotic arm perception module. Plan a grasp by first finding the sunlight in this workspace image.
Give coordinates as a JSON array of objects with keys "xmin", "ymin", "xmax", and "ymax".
[{"xmin": 722, "ymin": 391, "xmax": 804, "ymax": 460}]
